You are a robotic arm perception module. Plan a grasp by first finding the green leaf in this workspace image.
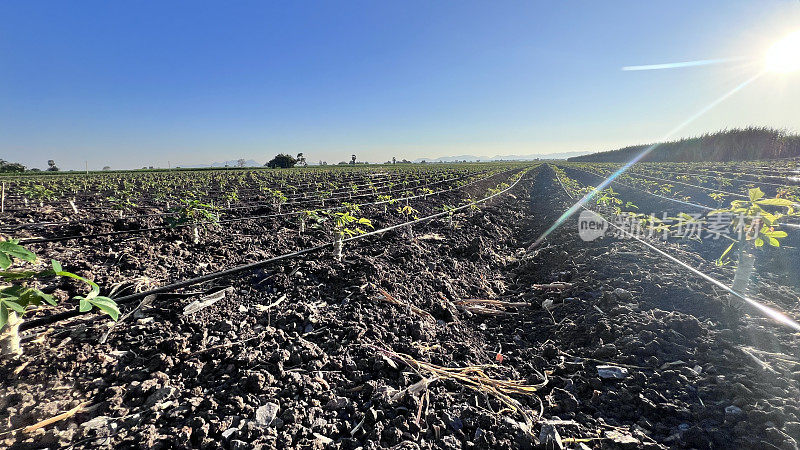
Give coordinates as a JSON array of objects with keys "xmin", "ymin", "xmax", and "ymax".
[
  {"xmin": 16, "ymin": 287, "xmax": 53, "ymax": 308},
  {"xmin": 0, "ymin": 252, "xmax": 10, "ymax": 270},
  {"xmin": 86, "ymin": 283, "xmax": 100, "ymax": 299},
  {"xmin": 0, "ymin": 304, "xmax": 7, "ymax": 330},
  {"xmin": 39, "ymin": 292, "xmax": 57, "ymax": 306},
  {"xmin": 756, "ymin": 198, "xmax": 797, "ymax": 207},
  {"xmin": 90, "ymin": 297, "xmax": 120, "ymax": 321},
  {"xmin": 749, "ymin": 187, "xmax": 765, "ymax": 202},
  {"xmin": 760, "ymin": 211, "xmax": 778, "ymax": 224},
  {"xmin": 0, "ymin": 241, "xmax": 37, "ymax": 262},
  {"xmin": 51, "ymin": 259, "xmax": 63, "ymax": 273},
  {"xmin": 78, "ymin": 298, "xmax": 92, "ymax": 312},
  {"xmin": 769, "ymin": 237, "xmax": 780, "ymax": 247},
  {"xmin": 720, "ymin": 242, "xmax": 736, "ymax": 260},
  {"xmin": 3, "ymin": 300, "xmax": 24, "ymax": 314},
  {"xmin": 754, "ymin": 237, "xmax": 764, "ymax": 247},
  {"xmin": 55, "ymin": 269, "xmax": 99, "ymax": 296},
  {"xmin": 763, "ymin": 230, "xmax": 788, "ymax": 238}
]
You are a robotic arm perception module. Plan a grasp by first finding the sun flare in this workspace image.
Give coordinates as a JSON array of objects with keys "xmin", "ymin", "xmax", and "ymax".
[{"xmin": 766, "ymin": 30, "xmax": 800, "ymax": 73}]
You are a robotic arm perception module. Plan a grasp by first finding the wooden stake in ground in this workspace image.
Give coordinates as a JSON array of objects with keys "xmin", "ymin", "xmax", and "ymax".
[{"xmin": 1, "ymin": 181, "xmax": 5, "ymax": 213}]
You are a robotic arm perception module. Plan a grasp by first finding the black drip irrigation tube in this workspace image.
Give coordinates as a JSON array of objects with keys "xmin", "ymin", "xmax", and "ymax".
[
  {"xmin": 15, "ymin": 170, "xmax": 510, "ymax": 245},
  {"xmin": 2, "ymin": 170, "xmax": 487, "ymax": 230},
  {"xmin": 20, "ymin": 242, "xmax": 332, "ymax": 331},
  {"xmin": 1, "ymin": 169, "xmax": 482, "ymax": 217},
  {"xmin": 568, "ymin": 166, "xmax": 800, "ymax": 230},
  {"xmin": 552, "ymin": 167, "xmax": 800, "ymax": 332},
  {"xmin": 19, "ymin": 167, "xmax": 532, "ymax": 332}
]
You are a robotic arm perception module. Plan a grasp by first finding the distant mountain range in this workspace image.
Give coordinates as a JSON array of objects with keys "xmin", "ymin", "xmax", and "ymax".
[{"xmin": 411, "ymin": 151, "xmax": 590, "ymax": 163}]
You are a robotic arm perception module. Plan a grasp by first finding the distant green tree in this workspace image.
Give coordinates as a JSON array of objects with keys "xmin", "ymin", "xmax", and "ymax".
[
  {"xmin": 266, "ymin": 154, "xmax": 297, "ymax": 169},
  {"xmin": 0, "ymin": 160, "xmax": 26, "ymax": 173}
]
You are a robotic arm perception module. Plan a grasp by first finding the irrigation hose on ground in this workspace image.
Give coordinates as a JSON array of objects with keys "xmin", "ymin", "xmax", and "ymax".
[
  {"xmin": 646, "ymin": 169, "xmax": 794, "ymax": 189},
  {"xmin": 15, "ymin": 170, "xmax": 512, "ymax": 245},
  {"xmin": 568, "ymin": 166, "xmax": 800, "ymax": 230},
  {"xmin": 20, "ymin": 168, "xmax": 532, "ymax": 331},
  {"xmin": 552, "ymin": 167, "xmax": 800, "ymax": 332},
  {"xmin": 3, "ymin": 170, "xmax": 490, "ymax": 230}
]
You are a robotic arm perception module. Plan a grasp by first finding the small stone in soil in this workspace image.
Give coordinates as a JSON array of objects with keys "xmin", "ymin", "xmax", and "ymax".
[
  {"xmin": 605, "ymin": 429, "xmax": 640, "ymax": 445},
  {"xmin": 82, "ymin": 416, "xmax": 114, "ymax": 433},
  {"xmin": 255, "ymin": 402, "xmax": 280, "ymax": 427},
  {"xmin": 324, "ymin": 396, "xmax": 348, "ymax": 411},
  {"xmin": 221, "ymin": 428, "xmax": 237, "ymax": 440},
  {"xmin": 597, "ymin": 365, "xmax": 629, "ymax": 379},
  {"xmin": 613, "ymin": 288, "xmax": 633, "ymax": 301},
  {"xmin": 725, "ymin": 405, "xmax": 744, "ymax": 421}
]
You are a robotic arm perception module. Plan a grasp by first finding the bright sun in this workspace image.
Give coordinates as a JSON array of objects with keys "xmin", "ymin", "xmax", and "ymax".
[{"xmin": 766, "ymin": 31, "xmax": 800, "ymax": 73}]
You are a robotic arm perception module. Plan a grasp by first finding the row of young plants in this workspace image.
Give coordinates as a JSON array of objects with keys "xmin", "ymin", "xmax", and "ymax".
[
  {"xmin": 110, "ymin": 165, "xmax": 526, "ymax": 246},
  {"xmin": 644, "ymin": 160, "xmax": 800, "ymax": 187},
  {"xmin": 0, "ymin": 166, "xmax": 508, "ymax": 242},
  {"xmin": 3, "ymin": 167, "xmax": 512, "ymax": 246},
  {"xmin": 0, "ymin": 164, "xmax": 533, "ymax": 359},
  {"xmin": 633, "ymin": 167, "xmax": 796, "ymax": 189},
  {"xmin": 0, "ymin": 164, "xmax": 498, "ymax": 212},
  {"xmin": 627, "ymin": 158, "xmax": 800, "ymax": 180},
  {"xmin": 626, "ymin": 164, "xmax": 800, "ymax": 197},
  {"xmin": 567, "ymin": 162, "xmax": 800, "ymax": 215},
  {"xmin": 568, "ymin": 163, "xmax": 734, "ymax": 210},
  {"xmin": 553, "ymin": 164, "xmax": 799, "ymax": 269},
  {"xmin": 2, "ymin": 169, "xmax": 489, "ymax": 232}
]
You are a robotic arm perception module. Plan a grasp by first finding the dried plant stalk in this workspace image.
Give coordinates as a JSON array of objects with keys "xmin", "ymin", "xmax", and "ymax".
[{"xmin": 370, "ymin": 345, "xmax": 545, "ymax": 433}]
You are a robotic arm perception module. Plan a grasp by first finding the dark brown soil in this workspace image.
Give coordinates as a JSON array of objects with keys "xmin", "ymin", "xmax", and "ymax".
[{"xmin": 2, "ymin": 165, "xmax": 799, "ymax": 449}]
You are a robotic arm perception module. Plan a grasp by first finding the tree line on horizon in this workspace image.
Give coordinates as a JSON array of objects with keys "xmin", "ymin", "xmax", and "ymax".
[
  {"xmin": 568, "ymin": 127, "xmax": 800, "ymax": 163},
  {"xmin": 0, "ymin": 159, "xmax": 60, "ymax": 173}
]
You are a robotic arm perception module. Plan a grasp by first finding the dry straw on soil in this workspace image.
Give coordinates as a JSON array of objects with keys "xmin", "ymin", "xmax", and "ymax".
[{"xmin": 368, "ymin": 344, "xmax": 547, "ymax": 434}]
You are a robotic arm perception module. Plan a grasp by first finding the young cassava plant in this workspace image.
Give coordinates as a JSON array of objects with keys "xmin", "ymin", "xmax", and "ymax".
[
  {"xmin": 328, "ymin": 212, "xmax": 373, "ymax": 261},
  {"xmin": 167, "ymin": 199, "xmax": 222, "ymax": 244},
  {"xmin": 397, "ymin": 204, "xmax": 419, "ymax": 238},
  {"xmin": 224, "ymin": 190, "xmax": 239, "ymax": 209},
  {"xmin": 708, "ymin": 187, "xmax": 798, "ymax": 294},
  {"xmin": 298, "ymin": 210, "xmax": 325, "ymax": 235},
  {"xmin": 0, "ymin": 238, "xmax": 119, "ymax": 357},
  {"xmin": 377, "ymin": 194, "xmax": 396, "ymax": 215},
  {"xmin": 442, "ymin": 204, "xmax": 457, "ymax": 228}
]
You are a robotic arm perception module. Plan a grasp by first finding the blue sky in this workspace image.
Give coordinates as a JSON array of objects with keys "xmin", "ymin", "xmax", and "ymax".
[{"xmin": 1, "ymin": 1, "xmax": 799, "ymax": 170}]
